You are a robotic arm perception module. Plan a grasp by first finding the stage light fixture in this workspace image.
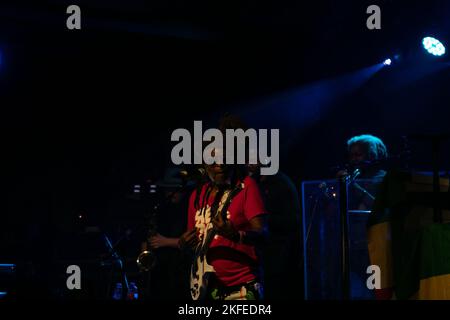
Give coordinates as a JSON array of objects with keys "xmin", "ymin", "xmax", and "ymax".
[{"xmin": 422, "ymin": 36, "xmax": 446, "ymax": 56}]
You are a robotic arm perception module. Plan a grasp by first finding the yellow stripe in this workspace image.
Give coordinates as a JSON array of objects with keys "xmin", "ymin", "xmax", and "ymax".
[
  {"xmin": 410, "ymin": 274, "xmax": 450, "ymax": 300},
  {"xmin": 367, "ymin": 222, "xmax": 393, "ymax": 289}
]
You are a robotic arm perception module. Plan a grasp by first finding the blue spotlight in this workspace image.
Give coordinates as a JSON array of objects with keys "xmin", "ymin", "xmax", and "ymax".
[
  {"xmin": 383, "ymin": 58, "xmax": 392, "ymax": 66},
  {"xmin": 422, "ymin": 36, "xmax": 446, "ymax": 56}
]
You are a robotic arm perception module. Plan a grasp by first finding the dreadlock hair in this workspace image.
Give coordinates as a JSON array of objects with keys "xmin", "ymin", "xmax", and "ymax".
[
  {"xmin": 218, "ymin": 113, "xmax": 249, "ymax": 186},
  {"xmin": 347, "ymin": 134, "xmax": 388, "ymax": 161},
  {"xmin": 193, "ymin": 114, "xmax": 250, "ymax": 210}
]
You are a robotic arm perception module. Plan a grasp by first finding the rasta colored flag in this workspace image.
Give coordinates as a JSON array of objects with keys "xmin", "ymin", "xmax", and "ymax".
[{"xmin": 367, "ymin": 171, "xmax": 450, "ymax": 300}]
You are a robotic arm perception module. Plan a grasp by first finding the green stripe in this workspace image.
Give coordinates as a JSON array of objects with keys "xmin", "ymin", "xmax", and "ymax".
[{"xmin": 420, "ymin": 223, "xmax": 450, "ymax": 279}]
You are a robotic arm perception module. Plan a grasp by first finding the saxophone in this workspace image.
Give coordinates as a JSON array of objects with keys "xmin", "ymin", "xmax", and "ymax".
[{"xmin": 136, "ymin": 209, "xmax": 158, "ymax": 272}]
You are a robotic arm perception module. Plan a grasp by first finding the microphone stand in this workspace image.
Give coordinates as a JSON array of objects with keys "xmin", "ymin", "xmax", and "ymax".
[
  {"xmin": 352, "ymin": 182, "xmax": 375, "ymax": 201},
  {"xmin": 338, "ymin": 174, "xmax": 350, "ymax": 300},
  {"xmin": 102, "ymin": 234, "xmax": 130, "ymax": 300},
  {"xmin": 338, "ymin": 169, "xmax": 361, "ymax": 300}
]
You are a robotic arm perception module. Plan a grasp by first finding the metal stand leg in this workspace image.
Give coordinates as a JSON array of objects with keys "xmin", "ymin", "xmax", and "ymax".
[{"xmin": 339, "ymin": 176, "xmax": 350, "ymax": 300}]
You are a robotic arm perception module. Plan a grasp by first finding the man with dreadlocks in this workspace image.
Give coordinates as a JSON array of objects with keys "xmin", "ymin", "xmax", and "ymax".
[
  {"xmin": 338, "ymin": 134, "xmax": 388, "ymax": 180},
  {"xmin": 335, "ymin": 134, "xmax": 389, "ymax": 212},
  {"xmin": 335, "ymin": 134, "xmax": 389, "ymax": 299},
  {"xmin": 217, "ymin": 115, "xmax": 303, "ymax": 300},
  {"xmin": 178, "ymin": 118, "xmax": 268, "ymax": 301}
]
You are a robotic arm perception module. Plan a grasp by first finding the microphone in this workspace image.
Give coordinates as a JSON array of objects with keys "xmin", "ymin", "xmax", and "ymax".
[
  {"xmin": 336, "ymin": 160, "xmax": 382, "ymax": 179},
  {"xmin": 346, "ymin": 168, "xmax": 375, "ymax": 200},
  {"xmin": 350, "ymin": 168, "xmax": 361, "ymax": 181}
]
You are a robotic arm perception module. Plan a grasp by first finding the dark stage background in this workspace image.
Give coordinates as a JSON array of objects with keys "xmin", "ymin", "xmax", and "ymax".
[{"xmin": 0, "ymin": 0, "xmax": 450, "ymax": 299}]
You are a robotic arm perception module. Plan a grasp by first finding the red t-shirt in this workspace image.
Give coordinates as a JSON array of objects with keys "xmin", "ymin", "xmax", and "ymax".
[{"xmin": 187, "ymin": 176, "xmax": 267, "ymax": 287}]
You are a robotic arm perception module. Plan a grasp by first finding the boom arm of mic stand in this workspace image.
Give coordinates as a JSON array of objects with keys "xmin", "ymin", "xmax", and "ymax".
[{"xmin": 352, "ymin": 182, "xmax": 375, "ymax": 201}]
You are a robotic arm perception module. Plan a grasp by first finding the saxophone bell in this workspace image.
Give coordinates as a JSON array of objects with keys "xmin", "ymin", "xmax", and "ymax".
[{"xmin": 136, "ymin": 249, "xmax": 156, "ymax": 272}]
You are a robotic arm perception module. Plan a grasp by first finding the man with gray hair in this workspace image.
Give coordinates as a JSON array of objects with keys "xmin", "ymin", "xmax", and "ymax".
[
  {"xmin": 333, "ymin": 134, "xmax": 389, "ymax": 299},
  {"xmin": 338, "ymin": 134, "xmax": 388, "ymax": 180}
]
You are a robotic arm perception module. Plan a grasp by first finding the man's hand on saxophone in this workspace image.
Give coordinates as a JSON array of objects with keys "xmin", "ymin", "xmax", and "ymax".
[{"xmin": 149, "ymin": 233, "xmax": 180, "ymax": 249}]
